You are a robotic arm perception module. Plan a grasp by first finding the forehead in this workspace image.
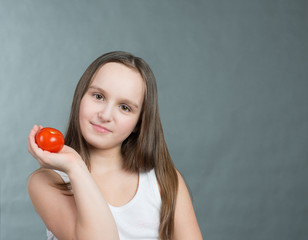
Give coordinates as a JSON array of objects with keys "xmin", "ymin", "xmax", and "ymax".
[{"xmin": 90, "ymin": 62, "xmax": 145, "ymax": 103}]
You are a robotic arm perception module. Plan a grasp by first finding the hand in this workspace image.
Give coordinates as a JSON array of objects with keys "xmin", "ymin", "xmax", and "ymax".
[{"xmin": 28, "ymin": 125, "xmax": 85, "ymax": 174}]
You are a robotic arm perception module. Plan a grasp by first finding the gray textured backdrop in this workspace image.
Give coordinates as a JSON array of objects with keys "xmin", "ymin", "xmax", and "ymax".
[{"xmin": 1, "ymin": 0, "xmax": 307, "ymax": 239}]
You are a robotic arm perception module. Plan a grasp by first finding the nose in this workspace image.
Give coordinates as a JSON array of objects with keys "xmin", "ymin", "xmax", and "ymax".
[{"xmin": 98, "ymin": 104, "xmax": 113, "ymax": 122}]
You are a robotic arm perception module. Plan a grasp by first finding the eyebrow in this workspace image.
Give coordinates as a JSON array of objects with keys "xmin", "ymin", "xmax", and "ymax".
[{"xmin": 88, "ymin": 85, "xmax": 140, "ymax": 109}]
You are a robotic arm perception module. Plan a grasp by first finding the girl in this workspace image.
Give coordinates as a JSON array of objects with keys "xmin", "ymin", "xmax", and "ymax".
[{"xmin": 28, "ymin": 51, "xmax": 202, "ymax": 240}]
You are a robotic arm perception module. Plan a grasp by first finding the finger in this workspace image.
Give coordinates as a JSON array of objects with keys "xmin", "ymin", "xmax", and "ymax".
[
  {"xmin": 27, "ymin": 125, "xmax": 56, "ymax": 168},
  {"xmin": 31, "ymin": 146, "xmax": 50, "ymax": 164},
  {"xmin": 28, "ymin": 127, "xmax": 37, "ymax": 149},
  {"xmin": 29, "ymin": 125, "xmax": 39, "ymax": 139},
  {"xmin": 28, "ymin": 125, "xmax": 37, "ymax": 153},
  {"xmin": 28, "ymin": 125, "xmax": 43, "ymax": 157}
]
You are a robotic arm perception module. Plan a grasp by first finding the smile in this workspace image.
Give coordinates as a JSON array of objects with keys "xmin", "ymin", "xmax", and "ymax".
[{"xmin": 91, "ymin": 123, "xmax": 112, "ymax": 133}]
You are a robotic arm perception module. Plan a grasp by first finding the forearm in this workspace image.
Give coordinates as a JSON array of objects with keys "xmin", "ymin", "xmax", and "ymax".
[{"xmin": 68, "ymin": 163, "xmax": 119, "ymax": 240}]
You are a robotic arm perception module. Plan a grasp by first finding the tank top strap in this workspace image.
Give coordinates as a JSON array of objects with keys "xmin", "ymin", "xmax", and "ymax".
[
  {"xmin": 53, "ymin": 170, "xmax": 70, "ymax": 184},
  {"xmin": 144, "ymin": 169, "xmax": 161, "ymax": 203}
]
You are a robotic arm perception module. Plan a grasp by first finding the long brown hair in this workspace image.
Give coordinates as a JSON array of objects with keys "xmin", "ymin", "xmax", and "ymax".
[{"xmin": 65, "ymin": 51, "xmax": 178, "ymax": 239}]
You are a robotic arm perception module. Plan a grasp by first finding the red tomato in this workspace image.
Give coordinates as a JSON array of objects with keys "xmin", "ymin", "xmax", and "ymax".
[{"xmin": 35, "ymin": 127, "xmax": 65, "ymax": 153}]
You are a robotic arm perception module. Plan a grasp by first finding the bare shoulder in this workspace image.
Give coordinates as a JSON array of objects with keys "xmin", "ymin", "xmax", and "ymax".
[
  {"xmin": 28, "ymin": 168, "xmax": 64, "ymax": 185},
  {"xmin": 27, "ymin": 168, "xmax": 70, "ymax": 198},
  {"xmin": 174, "ymin": 169, "xmax": 203, "ymax": 240},
  {"xmin": 27, "ymin": 168, "xmax": 77, "ymax": 239}
]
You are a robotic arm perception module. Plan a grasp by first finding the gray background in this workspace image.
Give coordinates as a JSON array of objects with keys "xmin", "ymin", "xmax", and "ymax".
[{"xmin": 0, "ymin": 0, "xmax": 307, "ymax": 239}]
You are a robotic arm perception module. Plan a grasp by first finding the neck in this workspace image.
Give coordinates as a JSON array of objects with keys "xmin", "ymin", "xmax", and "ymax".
[{"xmin": 88, "ymin": 146, "xmax": 123, "ymax": 175}]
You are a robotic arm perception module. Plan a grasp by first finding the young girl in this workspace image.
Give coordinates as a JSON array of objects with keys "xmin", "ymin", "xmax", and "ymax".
[{"xmin": 27, "ymin": 51, "xmax": 202, "ymax": 240}]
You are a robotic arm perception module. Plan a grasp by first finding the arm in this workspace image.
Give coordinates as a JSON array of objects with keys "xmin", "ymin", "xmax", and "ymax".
[
  {"xmin": 173, "ymin": 170, "xmax": 203, "ymax": 240},
  {"xmin": 27, "ymin": 125, "xmax": 119, "ymax": 240}
]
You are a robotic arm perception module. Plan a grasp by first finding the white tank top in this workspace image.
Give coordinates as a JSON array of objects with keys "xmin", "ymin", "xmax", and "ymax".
[{"xmin": 47, "ymin": 169, "xmax": 161, "ymax": 240}]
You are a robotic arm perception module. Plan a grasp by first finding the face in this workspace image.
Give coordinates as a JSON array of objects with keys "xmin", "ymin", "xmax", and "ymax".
[{"xmin": 79, "ymin": 62, "xmax": 145, "ymax": 152}]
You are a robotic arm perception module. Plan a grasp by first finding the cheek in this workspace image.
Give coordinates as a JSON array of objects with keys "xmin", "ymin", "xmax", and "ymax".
[
  {"xmin": 79, "ymin": 97, "xmax": 94, "ymax": 119},
  {"xmin": 117, "ymin": 116, "xmax": 139, "ymax": 135},
  {"xmin": 78, "ymin": 101, "xmax": 86, "ymax": 123},
  {"xmin": 79, "ymin": 98, "xmax": 92, "ymax": 129}
]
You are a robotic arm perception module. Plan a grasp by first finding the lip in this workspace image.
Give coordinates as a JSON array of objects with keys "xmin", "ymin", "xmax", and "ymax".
[{"xmin": 91, "ymin": 123, "xmax": 112, "ymax": 133}]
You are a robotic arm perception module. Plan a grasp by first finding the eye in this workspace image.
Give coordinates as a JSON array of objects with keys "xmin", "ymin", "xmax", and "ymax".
[
  {"xmin": 120, "ymin": 105, "xmax": 131, "ymax": 112},
  {"xmin": 93, "ymin": 94, "xmax": 104, "ymax": 101}
]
